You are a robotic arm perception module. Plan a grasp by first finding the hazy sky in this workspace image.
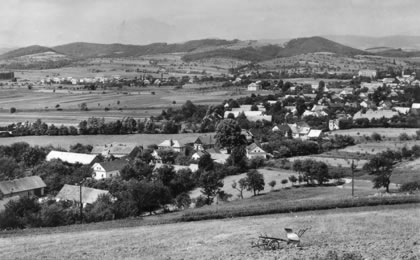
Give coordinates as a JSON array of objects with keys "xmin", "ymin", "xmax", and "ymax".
[{"xmin": 1, "ymin": 0, "xmax": 419, "ymax": 47}]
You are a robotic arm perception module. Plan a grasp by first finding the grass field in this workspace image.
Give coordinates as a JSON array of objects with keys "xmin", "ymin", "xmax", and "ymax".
[
  {"xmin": 0, "ymin": 133, "xmax": 204, "ymax": 150},
  {"xmin": 1, "ymin": 204, "xmax": 418, "ymax": 260},
  {"xmin": 0, "ymin": 87, "xmax": 238, "ymax": 126},
  {"xmin": 325, "ymin": 128, "xmax": 420, "ymax": 139}
]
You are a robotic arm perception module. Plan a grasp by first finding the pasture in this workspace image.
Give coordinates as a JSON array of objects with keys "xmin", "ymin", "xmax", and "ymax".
[
  {"xmin": 190, "ymin": 168, "xmax": 297, "ymax": 201},
  {"xmin": 0, "ymin": 86, "xmax": 237, "ymax": 126},
  {"xmin": 0, "ymin": 204, "xmax": 418, "ymax": 260},
  {"xmin": 325, "ymin": 128, "xmax": 420, "ymax": 139},
  {"xmin": 0, "ymin": 133, "xmax": 204, "ymax": 150}
]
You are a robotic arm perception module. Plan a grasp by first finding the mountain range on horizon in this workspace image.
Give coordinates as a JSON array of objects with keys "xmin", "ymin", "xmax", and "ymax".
[{"xmin": 2, "ymin": 35, "xmax": 420, "ymax": 63}]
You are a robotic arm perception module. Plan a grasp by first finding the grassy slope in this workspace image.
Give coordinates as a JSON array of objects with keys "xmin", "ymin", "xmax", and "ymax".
[{"xmin": 1, "ymin": 204, "xmax": 419, "ymax": 260}]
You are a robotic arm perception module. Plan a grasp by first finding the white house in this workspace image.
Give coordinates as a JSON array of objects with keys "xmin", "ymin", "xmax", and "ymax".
[
  {"xmin": 91, "ymin": 160, "xmax": 128, "ymax": 180},
  {"xmin": 247, "ymin": 82, "xmax": 260, "ymax": 91},
  {"xmin": 329, "ymin": 119, "xmax": 340, "ymax": 131},
  {"xmin": 246, "ymin": 143, "xmax": 268, "ymax": 159}
]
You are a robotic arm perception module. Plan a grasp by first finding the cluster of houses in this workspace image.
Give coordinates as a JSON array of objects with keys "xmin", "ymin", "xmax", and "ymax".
[{"xmin": 0, "ymin": 133, "xmax": 272, "ymax": 211}]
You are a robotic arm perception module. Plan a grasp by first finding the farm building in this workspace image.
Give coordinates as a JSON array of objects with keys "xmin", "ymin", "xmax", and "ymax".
[
  {"xmin": 91, "ymin": 143, "xmax": 138, "ymax": 158},
  {"xmin": 158, "ymin": 139, "xmax": 185, "ymax": 154},
  {"xmin": 46, "ymin": 150, "xmax": 99, "ymax": 165},
  {"xmin": 0, "ymin": 176, "xmax": 46, "ymax": 200},
  {"xmin": 91, "ymin": 160, "xmax": 128, "ymax": 180},
  {"xmin": 307, "ymin": 129, "xmax": 323, "ymax": 139},
  {"xmin": 288, "ymin": 122, "xmax": 311, "ymax": 139},
  {"xmin": 193, "ymin": 135, "xmax": 216, "ymax": 151},
  {"xmin": 56, "ymin": 184, "xmax": 111, "ymax": 206}
]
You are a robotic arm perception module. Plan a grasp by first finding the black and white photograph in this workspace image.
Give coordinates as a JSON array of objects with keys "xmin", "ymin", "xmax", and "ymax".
[{"xmin": 0, "ymin": 0, "xmax": 419, "ymax": 259}]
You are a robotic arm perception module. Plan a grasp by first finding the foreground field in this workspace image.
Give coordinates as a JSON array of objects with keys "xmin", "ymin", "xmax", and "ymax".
[{"xmin": 1, "ymin": 204, "xmax": 418, "ymax": 260}]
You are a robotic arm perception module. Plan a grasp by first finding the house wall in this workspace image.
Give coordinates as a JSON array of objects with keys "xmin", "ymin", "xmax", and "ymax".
[{"xmin": 1, "ymin": 188, "xmax": 44, "ymax": 199}]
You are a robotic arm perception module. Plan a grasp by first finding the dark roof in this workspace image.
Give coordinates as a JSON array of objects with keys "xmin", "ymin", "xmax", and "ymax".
[
  {"xmin": 195, "ymin": 135, "xmax": 215, "ymax": 145},
  {"xmin": 205, "ymin": 148, "xmax": 221, "ymax": 154},
  {"xmin": 0, "ymin": 176, "xmax": 46, "ymax": 195},
  {"xmin": 96, "ymin": 160, "xmax": 128, "ymax": 172}
]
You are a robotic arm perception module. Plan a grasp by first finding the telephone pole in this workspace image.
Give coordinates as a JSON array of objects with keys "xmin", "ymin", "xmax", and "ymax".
[{"xmin": 351, "ymin": 159, "xmax": 358, "ymax": 197}]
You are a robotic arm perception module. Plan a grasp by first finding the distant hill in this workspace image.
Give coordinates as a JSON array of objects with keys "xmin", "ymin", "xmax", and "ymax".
[
  {"xmin": 183, "ymin": 36, "xmax": 368, "ymax": 62},
  {"xmin": 277, "ymin": 36, "xmax": 367, "ymax": 57},
  {"xmin": 52, "ymin": 39, "xmax": 239, "ymax": 58},
  {"xmin": 0, "ymin": 45, "xmax": 59, "ymax": 60},
  {"xmin": 324, "ymin": 35, "xmax": 420, "ymax": 51}
]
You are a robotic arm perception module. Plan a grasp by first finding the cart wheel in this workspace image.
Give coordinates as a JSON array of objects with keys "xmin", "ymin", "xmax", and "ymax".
[{"xmin": 268, "ymin": 240, "xmax": 280, "ymax": 250}]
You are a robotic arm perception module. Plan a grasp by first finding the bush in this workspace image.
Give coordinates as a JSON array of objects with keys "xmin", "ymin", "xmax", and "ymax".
[
  {"xmin": 10, "ymin": 107, "xmax": 16, "ymax": 113},
  {"xmin": 194, "ymin": 195, "xmax": 207, "ymax": 208},
  {"xmin": 399, "ymin": 181, "xmax": 420, "ymax": 193},
  {"xmin": 399, "ymin": 133, "xmax": 410, "ymax": 141},
  {"xmin": 371, "ymin": 132, "xmax": 381, "ymax": 141}
]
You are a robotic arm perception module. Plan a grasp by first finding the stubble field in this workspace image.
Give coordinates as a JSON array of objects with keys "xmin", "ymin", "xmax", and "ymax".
[{"xmin": 0, "ymin": 204, "xmax": 418, "ymax": 260}]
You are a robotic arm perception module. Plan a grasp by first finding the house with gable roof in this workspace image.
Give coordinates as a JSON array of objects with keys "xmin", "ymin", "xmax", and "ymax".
[
  {"xmin": 158, "ymin": 139, "xmax": 185, "ymax": 154},
  {"xmin": 91, "ymin": 160, "xmax": 128, "ymax": 180},
  {"xmin": 0, "ymin": 176, "xmax": 46, "ymax": 200},
  {"xmin": 56, "ymin": 185, "xmax": 111, "ymax": 206},
  {"xmin": 246, "ymin": 143, "xmax": 269, "ymax": 159},
  {"xmin": 46, "ymin": 151, "xmax": 99, "ymax": 165}
]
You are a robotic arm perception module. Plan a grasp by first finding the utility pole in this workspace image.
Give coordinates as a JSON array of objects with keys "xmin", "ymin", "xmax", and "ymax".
[
  {"xmin": 351, "ymin": 159, "xmax": 358, "ymax": 197},
  {"xmin": 79, "ymin": 181, "xmax": 83, "ymax": 224}
]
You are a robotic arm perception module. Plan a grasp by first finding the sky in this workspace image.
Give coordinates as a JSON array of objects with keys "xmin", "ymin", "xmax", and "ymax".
[{"xmin": 1, "ymin": 0, "xmax": 420, "ymax": 47}]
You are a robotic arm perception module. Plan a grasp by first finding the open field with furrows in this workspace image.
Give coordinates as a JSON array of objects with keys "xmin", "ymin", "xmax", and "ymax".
[
  {"xmin": 0, "ymin": 133, "xmax": 204, "ymax": 150},
  {"xmin": 0, "ymin": 87, "xmax": 235, "ymax": 126},
  {"xmin": 325, "ymin": 128, "xmax": 420, "ymax": 139},
  {"xmin": 393, "ymin": 157, "xmax": 420, "ymax": 184},
  {"xmin": 0, "ymin": 204, "xmax": 418, "ymax": 260}
]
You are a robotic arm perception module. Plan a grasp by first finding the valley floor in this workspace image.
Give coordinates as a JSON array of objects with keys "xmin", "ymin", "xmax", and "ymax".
[{"xmin": 1, "ymin": 204, "xmax": 419, "ymax": 260}]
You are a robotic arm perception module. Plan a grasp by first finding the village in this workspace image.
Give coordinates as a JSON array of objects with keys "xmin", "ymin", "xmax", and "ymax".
[{"xmin": 1, "ymin": 64, "xmax": 420, "ymax": 228}]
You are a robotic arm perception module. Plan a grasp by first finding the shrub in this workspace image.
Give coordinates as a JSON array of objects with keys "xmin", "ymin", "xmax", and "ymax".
[
  {"xmin": 399, "ymin": 133, "xmax": 410, "ymax": 141},
  {"xmin": 399, "ymin": 181, "xmax": 420, "ymax": 193},
  {"xmin": 194, "ymin": 195, "xmax": 207, "ymax": 208},
  {"xmin": 10, "ymin": 107, "xmax": 16, "ymax": 113},
  {"xmin": 371, "ymin": 132, "xmax": 381, "ymax": 141}
]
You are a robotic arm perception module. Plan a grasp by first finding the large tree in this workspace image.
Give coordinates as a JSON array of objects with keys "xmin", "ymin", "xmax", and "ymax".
[
  {"xmin": 215, "ymin": 119, "xmax": 246, "ymax": 153},
  {"xmin": 363, "ymin": 152, "xmax": 397, "ymax": 192},
  {"xmin": 245, "ymin": 170, "xmax": 265, "ymax": 196},
  {"xmin": 198, "ymin": 171, "xmax": 223, "ymax": 205}
]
